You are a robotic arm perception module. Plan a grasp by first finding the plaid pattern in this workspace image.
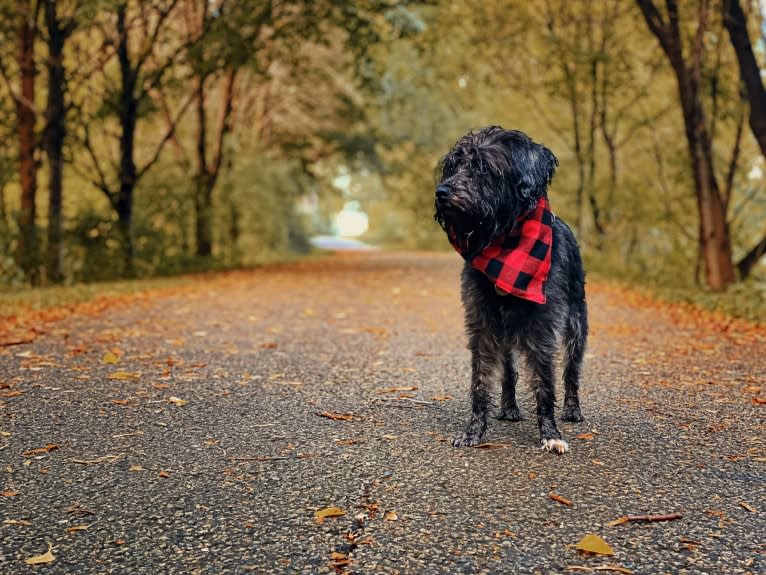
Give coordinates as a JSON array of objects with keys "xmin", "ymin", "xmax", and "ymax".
[{"xmin": 450, "ymin": 198, "xmax": 554, "ymax": 304}]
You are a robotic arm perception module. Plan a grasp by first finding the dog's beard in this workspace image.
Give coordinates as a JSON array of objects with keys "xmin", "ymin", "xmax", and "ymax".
[{"xmin": 435, "ymin": 184, "xmax": 525, "ymax": 258}]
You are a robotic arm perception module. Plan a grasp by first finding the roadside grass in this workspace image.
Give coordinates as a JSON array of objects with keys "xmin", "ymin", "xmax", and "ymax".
[{"xmin": 0, "ymin": 275, "xmax": 201, "ymax": 319}]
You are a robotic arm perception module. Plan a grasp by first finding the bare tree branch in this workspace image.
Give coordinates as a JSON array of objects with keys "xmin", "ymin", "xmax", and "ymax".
[{"xmin": 135, "ymin": 91, "xmax": 195, "ymax": 181}]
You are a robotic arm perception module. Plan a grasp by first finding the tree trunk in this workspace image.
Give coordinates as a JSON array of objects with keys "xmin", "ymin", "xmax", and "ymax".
[
  {"xmin": 194, "ymin": 74, "xmax": 213, "ymax": 257},
  {"xmin": 723, "ymin": 0, "xmax": 766, "ymax": 159},
  {"xmin": 116, "ymin": 4, "xmax": 137, "ymax": 276},
  {"xmin": 636, "ymin": 0, "xmax": 736, "ymax": 291},
  {"xmin": 16, "ymin": 0, "xmax": 38, "ymax": 284},
  {"xmin": 194, "ymin": 68, "xmax": 236, "ymax": 257},
  {"xmin": 44, "ymin": 0, "xmax": 69, "ymax": 283},
  {"xmin": 737, "ymin": 232, "xmax": 766, "ymax": 279},
  {"xmin": 722, "ymin": 0, "xmax": 766, "ymax": 275}
]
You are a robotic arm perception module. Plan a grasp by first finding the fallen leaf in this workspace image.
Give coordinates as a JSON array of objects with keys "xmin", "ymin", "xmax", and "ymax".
[
  {"xmin": 594, "ymin": 566, "xmax": 634, "ymax": 574},
  {"xmin": 316, "ymin": 411, "xmax": 354, "ymax": 421},
  {"xmin": 128, "ymin": 464, "xmax": 144, "ymax": 472},
  {"xmin": 25, "ymin": 543, "xmax": 55, "ymax": 565},
  {"xmin": 494, "ymin": 529, "xmax": 515, "ymax": 539},
  {"xmin": 66, "ymin": 524, "xmax": 90, "ymax": 533},
  {"xmin": 528, "ymin": 471, "xmax": 538, "ymax": 480},
  {"xmin": 376, "ymin": 386, "xmax": 418, "ymax": 394},
  {"xmin": 752, "ymin": 397, "xmax": 766, "ymax": 405},
  {"xmin": 167, "ymin": 396, "xmax": 187, "ymax": 406},
  {"xmin": 606, "ymin": 516, "xmax": 629, "ymax": 527},
  {"xmin": 314, "ymin": 507, "xmax": 345, "ymax": 524},
  {"xmin": 384, "ymin": 511, "xmax": 398, "ymax": 521},
  {"xmin": 740, "ymin": 501, "xmax": 757, "ymax": 513},
  {"xmin": 549, "ymin": 492, "xmax": 573, "ymax": 506},
  {"xmin": 110, "ymin": 399, "xmax": 130, "ymax": 405},
  {"xmin": 159, "ymin": 470, "xmax": 170, "ymax": 478},
  {"xmin": 431, "ymin": 395, "xmax": 453, "ymax": 401},
  {"xmin": 1, "ymin": 490, "xmax": 19, "ymax": 496},
  {"xmin": 71, "ymin": 454, "xmax": 123, "ymax": 465},
  {"xmin": 101, "ymin": 351, "xmax": 120, "ymax": 365},
  {"xmin": 23, "ymin": 444, "xmax": 59, "ymax": 456},
  {"xmin": 575, "ymin": 432, "xmax": 595, "ymax": 441},
  {"xmin": 335, "ymin": 439, "xmax": 359, "ymax": 446},
  {"xmin": 575, "ymin": 533, "xmax": 614, "ymax": 556},
  {"xmin": 3, "ymin": 518, "xmax": 31, "ymax": 526},
  {"xmin": 329, "ymin": 551, "xmax": 346, "ymax": 560},
  {"xmin": 106, "ymin": 371, "xmax": 140, "ymax": 381},
  {"xmin": 0, "ymin": 389, "xmax": 23, "ymax": 398}
]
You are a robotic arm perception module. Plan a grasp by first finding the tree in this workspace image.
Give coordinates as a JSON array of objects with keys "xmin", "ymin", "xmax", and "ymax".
[
  {"xmin": 636, "ymin": 0, "xmax": 737, "ymax": 291},
  {"xmin": 722, "ymin": 0, "xmax": 766, "ymax": 278},
  {"xmin": 13, "ymin": 0, "xmax": 41, "ymax": 284},
  {"xmin": 42, "ymin": 0, "xmax": 75, "ymax": 283},
  {"xmin": 76, "ymin": 0, "xmax": 192, "ymax": 275}
]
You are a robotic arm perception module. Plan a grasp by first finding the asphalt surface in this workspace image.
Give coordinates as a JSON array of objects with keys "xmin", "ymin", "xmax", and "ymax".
[{"xmin": 0, "ymin": 252, "xmax": 764, "ymax": 574}]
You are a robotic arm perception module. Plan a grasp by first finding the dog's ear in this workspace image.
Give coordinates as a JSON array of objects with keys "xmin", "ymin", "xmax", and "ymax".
[{"xmin": 516, "ymin": 143, "xmax": 558, "ymax": 201}]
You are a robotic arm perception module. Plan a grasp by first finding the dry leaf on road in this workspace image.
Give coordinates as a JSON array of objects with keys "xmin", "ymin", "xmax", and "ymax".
[
  {"xmin": 25, "ymin": 543, "xmax": 55, "ymax": 565},
  {"xmin": 314, "ymin": 507, "xmax": 345, "ymax": 524},
  {"xmin": 23, "ymin": 444, "xmax": 59, "ymax": 456},
  {"xmin": 106, "ymin": 371, "xmax": 140, "ymax": 381},
  {"xmin": 575, "ymin": 533, "xmax": 614, "ymax": 556},
  {"xmin": 549, "ymin": 493, "xmax": 573, "ymax": 506},
  {"xmin": 316, "ymin": 411, "xmax": 354, "ymax": 421}
]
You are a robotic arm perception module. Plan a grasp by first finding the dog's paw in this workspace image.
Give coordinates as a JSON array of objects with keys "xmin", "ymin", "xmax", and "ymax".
[
  {"xmin": 561, "ymin": 406, "xmax": 584, "ymax": 422},
  {"xmin": 496, "ymin": 406, "xmax": 523, "ymax": 421},
  {"xmin": 452, "ymin": 431, "xmax": 482, "ymax": 447},
  {"xmin": 541, "ymin": 438, "xmax": 570, "ymax": 454}
]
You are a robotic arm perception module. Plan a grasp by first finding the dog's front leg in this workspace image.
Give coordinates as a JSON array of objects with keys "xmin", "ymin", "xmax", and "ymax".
[
  {"xmin": 526, "ymin": 347, "xmax": 569, "ymax": 454},
  {"xmin": 453, "ymin": 332, "xmax": 501, "ymax": 447}
]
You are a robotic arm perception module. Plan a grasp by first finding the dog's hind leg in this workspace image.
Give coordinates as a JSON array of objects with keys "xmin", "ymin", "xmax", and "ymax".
[
  {"xmin": 497, "ymin": 351, "xmax": 523, "ymax": 421},
  {"xmin": 453, "ymin": 331, "xmax": 501, "ymax": 447},
  {"xmin": 561, "ymin": 301, "xmax": 587, "ymax": 422},
  {"xmin": 524, "ymin": 338, "xmax": 569, "ymax": 453}
]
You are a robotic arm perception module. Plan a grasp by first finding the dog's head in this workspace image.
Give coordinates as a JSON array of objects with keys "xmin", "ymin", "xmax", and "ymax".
[{"xmin": 434, "ymin": 126, "xmax": 558, "ymax": 256}]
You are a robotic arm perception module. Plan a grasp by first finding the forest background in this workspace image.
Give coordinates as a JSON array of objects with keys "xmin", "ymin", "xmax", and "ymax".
[{"xmin": 1, "ymin": 0, "xmax": 765, "ymax": 320}]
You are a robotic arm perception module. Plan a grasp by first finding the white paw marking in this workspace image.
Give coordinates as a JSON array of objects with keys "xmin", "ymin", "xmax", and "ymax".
[{"xmin": 541, "ymin": 438, "xmax": 570, "ymax": 454}]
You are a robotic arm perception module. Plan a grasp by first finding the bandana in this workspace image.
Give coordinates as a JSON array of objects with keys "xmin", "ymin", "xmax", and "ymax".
[{"xmin": 449, "ymin": 198, "xmax": 554, "ymax": 304}]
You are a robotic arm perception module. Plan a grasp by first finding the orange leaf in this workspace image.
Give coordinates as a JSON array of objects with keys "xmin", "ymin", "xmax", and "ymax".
[
  {"xmin": 23, "ymin": 444, "xmax": 59, "ymax": 456},
  {"xmin": 752, "ymin": 397, "xmax": 766, "ymax": 405},
  {"xmin": 575, "ymin": 433, "xmax": 595, "ymax": 441},
  {"xmin": 1, "ymin": 491, "xmax": 19, "ymax": 497},
  {"xmin": 376, "ymin": 386, "xmax": 418, "ymax": 394},
  {"xmin": 316, "ymin": 411, "xmax": 354, "ymax": 421},
  {"xmin": 549, "ymin": 493, "xmax": 573, "ymax": 506}
]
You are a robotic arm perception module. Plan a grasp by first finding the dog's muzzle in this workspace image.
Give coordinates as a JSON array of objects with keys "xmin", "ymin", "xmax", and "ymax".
[{"xmin": 435, "ymin": 184, "xmax": 451, "ymax": 206}]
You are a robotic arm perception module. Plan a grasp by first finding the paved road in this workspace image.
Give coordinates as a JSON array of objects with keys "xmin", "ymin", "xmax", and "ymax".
[{"xmin": 1, "ymin": 252, "xmax": 764, "ymax": 574}]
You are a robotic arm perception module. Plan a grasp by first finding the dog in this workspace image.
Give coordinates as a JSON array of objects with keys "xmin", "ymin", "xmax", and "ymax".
[{"xmin": 434, "ymin": 126, "xmax": 587, "ymax": 454}]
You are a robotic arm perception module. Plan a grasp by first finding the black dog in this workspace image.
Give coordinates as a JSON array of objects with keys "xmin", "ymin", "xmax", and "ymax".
[{"xmin": 434, "ymin": 126, "xmax": 587, "ymax": 453}]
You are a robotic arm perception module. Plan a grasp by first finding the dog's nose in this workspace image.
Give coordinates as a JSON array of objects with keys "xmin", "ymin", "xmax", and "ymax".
[{"xmin": 436, "ymin": 185, "xmax": 450, "ymax": 201}]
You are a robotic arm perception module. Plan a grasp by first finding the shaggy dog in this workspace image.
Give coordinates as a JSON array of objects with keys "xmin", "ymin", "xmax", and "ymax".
[{"xmin": 434, "ymin": 126, "xmax": 587, "ymax": 454}]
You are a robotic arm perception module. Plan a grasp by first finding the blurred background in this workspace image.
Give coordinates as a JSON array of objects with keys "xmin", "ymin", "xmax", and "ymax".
[{"xmin": 0, "ymin": 1, "xmax": 764, "ymax": 307}]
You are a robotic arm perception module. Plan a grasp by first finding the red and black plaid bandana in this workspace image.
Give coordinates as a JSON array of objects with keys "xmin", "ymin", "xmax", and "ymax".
[{"xmin": 450, "ymin": 198, "xmax": 554, "ymax": 304}]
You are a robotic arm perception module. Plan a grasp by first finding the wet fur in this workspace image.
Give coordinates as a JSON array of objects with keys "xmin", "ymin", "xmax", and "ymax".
[{"xmin": 435, "ymin": 126, "xmax": 588, "ymax": 453}]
